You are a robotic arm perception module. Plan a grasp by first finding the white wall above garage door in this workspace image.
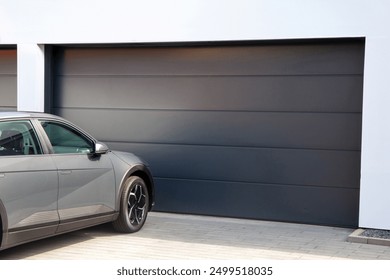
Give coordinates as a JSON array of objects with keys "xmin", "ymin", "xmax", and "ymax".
[{"xmin": 51, "ymin": 39, "xmax": 364, "ymax": 227}]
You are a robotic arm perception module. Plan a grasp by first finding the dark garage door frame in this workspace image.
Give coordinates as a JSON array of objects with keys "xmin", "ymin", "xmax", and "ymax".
[
  {"xmin": 0, "ymin": 46, "xmax": 17, "ymax": 111},
  {"xmin": 47, "ymin": 38, "xmax": 364, "ymax": 227}
]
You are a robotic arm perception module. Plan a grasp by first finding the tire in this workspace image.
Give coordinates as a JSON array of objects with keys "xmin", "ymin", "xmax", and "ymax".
[{"xmin": 113, "ymin": 176, "xmax": 149, "ymax": 233}]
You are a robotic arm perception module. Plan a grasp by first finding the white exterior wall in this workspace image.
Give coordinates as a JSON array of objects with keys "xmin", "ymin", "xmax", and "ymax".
[
  {"xmin": 16, "ymin": 44, "xmax": 45, "ymax": 112},
  {"xmin": 0, "ymin": 0, "xmax": 389, "ymax": 229}
]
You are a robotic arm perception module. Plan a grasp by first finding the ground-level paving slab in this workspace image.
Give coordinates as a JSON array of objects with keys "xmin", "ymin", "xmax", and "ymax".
[{"xmin": 1, "ymin": 212, "xmax": 390, "ymax": 260}]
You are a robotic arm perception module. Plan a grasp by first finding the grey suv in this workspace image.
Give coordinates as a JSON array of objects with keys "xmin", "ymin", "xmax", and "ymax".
[{"xmin": 0, "ymin": 112, "xmax": 154, "ymax": 250}]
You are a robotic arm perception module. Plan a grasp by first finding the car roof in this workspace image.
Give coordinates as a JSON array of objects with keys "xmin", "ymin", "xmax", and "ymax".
[{"xmin": 0, "ymin": 111, "xmax": 63, "ymax": 120}]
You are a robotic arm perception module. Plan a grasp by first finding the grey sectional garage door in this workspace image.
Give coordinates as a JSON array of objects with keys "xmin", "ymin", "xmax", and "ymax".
[
  {"xmin": 0, "ymin": 48, "xmax": 17, "ymax": 111},
  {"xmin": 52, "ymin": 40, "xmax": 364, "ymax": 227}
]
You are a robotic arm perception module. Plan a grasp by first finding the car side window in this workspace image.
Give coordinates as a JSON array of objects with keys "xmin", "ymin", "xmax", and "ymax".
[
  {"xmin": 40, "ymin": 121, "xmax": 94, "ymax": 154},
  {"xmin": 0, "ymin": 120, "xmax": 43, "ymax": 156}
]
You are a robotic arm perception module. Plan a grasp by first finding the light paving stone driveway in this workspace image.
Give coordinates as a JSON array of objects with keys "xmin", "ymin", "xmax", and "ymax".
[{"xmin": 1, "ymin": 212, "xmax": 390, "ymax": 260}]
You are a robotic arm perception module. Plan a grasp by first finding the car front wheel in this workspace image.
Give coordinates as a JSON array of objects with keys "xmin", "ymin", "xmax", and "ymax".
[{"xmin": 113, "ymin": 176, "xmax": 149, "ymax": 233}]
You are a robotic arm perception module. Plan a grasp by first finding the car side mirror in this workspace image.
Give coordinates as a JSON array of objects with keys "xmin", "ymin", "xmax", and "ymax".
[{"xmin": 94, "ymin": 142, "xmax": 109, "ymax": 155}]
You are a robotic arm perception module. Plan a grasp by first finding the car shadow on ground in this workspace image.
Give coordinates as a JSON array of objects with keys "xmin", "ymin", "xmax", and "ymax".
[{"xmin": 0, "ymin": 223, "xmax": 117, "ymax": 260}]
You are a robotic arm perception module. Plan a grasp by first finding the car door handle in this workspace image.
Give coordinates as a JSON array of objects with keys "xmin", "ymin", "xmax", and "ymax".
[
  {"xmin": 0, "ymin": 173, "xmax": 4, "ymax": 178},
  {"xmin": 59, "ymin": 170, "xmax": 72, "ymax": 175}
]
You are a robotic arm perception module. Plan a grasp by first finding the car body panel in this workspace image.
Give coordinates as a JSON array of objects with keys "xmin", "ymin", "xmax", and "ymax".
[
  {"xmin": 0, "ymin": 155, "xmax": 59, "ymax": 230},
  {"xmin": 52, "ymin": 153, "xmax": 116, "ymax": 222},
  {"xmin": 0, "ymin": 155, "xmax": 59, "ymax": 248},
  {"xmin": 0, "ymin": 156, "xmax": 59, "ymax": 231}
]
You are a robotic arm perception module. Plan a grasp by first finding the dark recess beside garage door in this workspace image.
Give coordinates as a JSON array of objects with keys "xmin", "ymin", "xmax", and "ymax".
[
  {"xmin": 0, "ymin": 48, "xmax": 17, "ymax": 111},
  {"xmin": 51, "ymin": 39, "xmax": 364, "ymax": 227}
]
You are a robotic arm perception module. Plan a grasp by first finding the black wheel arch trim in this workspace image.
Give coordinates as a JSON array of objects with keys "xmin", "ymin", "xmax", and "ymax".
[{"xmin": 117, "ymin": 164, "xmax": 155, "ymax": 212}]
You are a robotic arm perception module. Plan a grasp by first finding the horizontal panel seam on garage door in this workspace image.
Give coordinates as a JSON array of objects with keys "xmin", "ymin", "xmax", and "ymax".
[
  {"xmin": 55, "ymin": 73, "xmax": 363, "ymax": 77},
  {"xmin": 104, "ymin": 140, "xmax": 361, "ymax": 152},
  {"xmin": 152, "ymin": 176, "xmax": 360, "ymax": 190},
  {"xmin": 53, "ymin": 106, "xmax": 363, "ymax": 114}
]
